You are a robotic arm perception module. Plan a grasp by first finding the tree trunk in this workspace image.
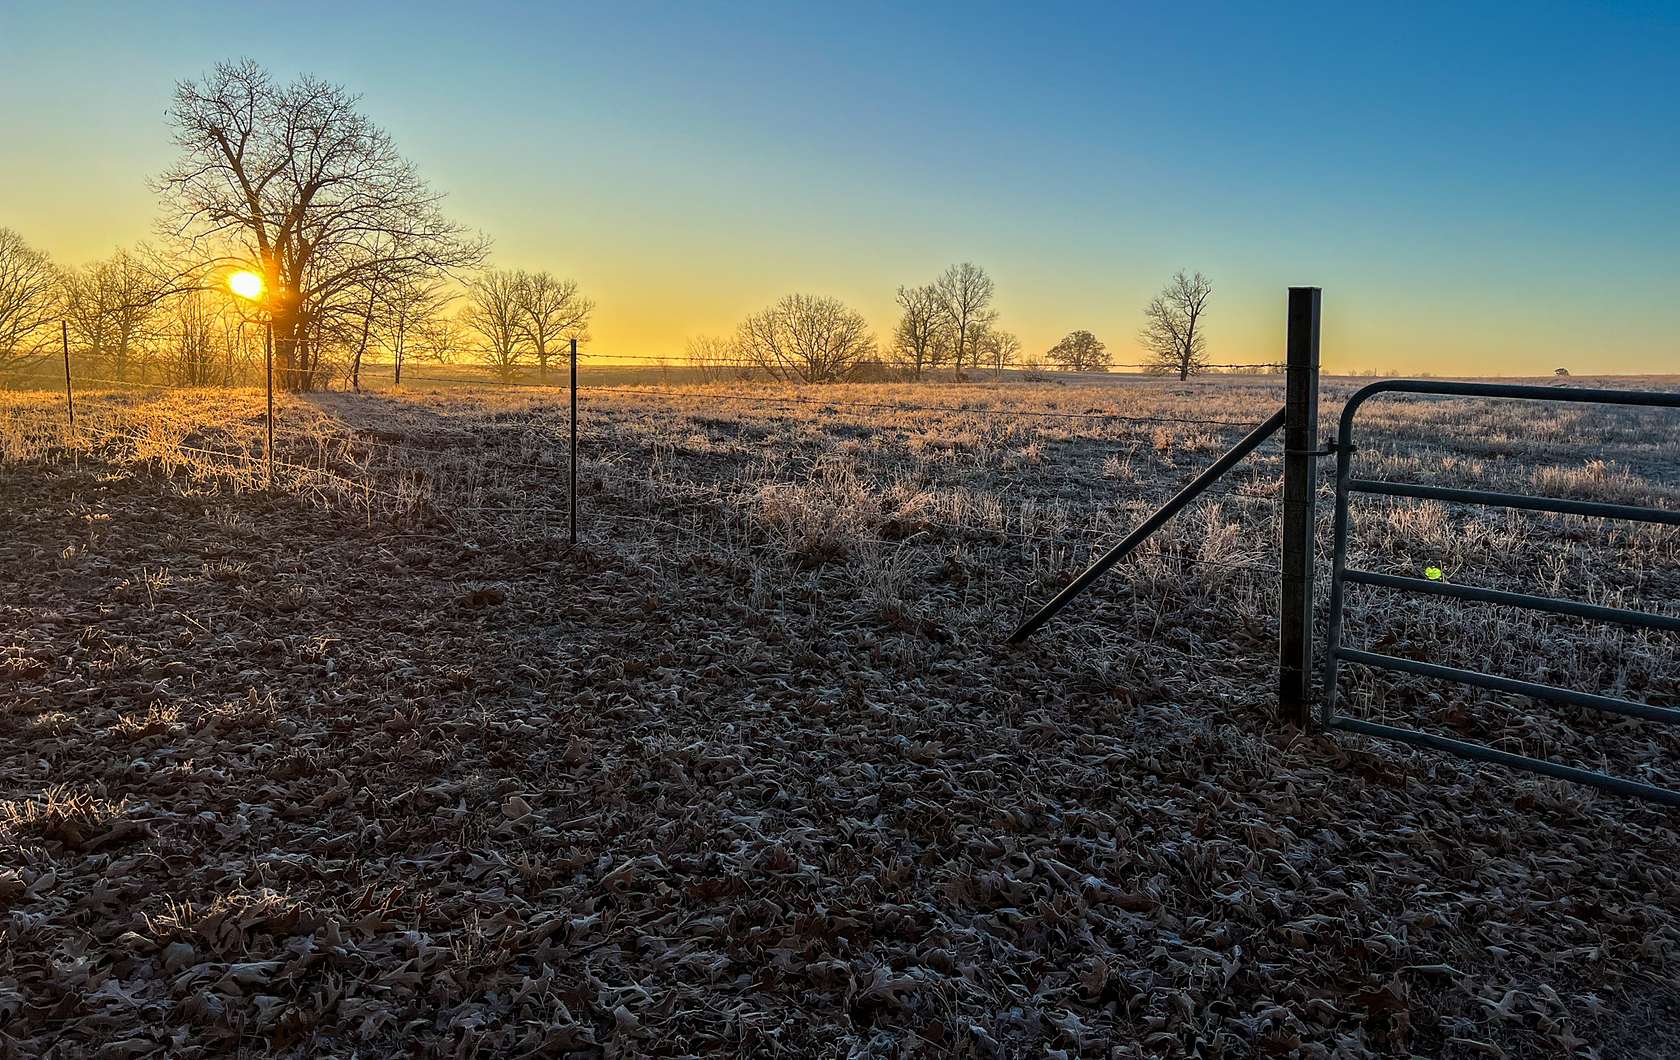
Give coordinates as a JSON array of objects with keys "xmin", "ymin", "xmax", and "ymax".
[
  {"xmin": 273, "ymin": 309, "xmax": 305, "ymax": 392},
  {"xmin": 351, "ymin": 287, "xmax": 376, "ymax": 393},
  {"xmin": 394, "ymin": 311, "xmax": 406, "ymax": 386}
]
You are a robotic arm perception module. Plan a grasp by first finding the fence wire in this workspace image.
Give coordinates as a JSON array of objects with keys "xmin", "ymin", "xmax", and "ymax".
[
  {"xmin": 75, "ymin": 424, "xmax": 415, "ymax": 505},
  {"xmin": 11, "ymin": 356, "xmax": 1299, "ymax": 589}
]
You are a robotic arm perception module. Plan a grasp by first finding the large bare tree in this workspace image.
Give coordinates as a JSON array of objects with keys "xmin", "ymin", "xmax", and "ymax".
[
  {"xmin": 513, "ymin": 270, "xmax": 593, "ymax": 378},
  {"xmin": 1045, "ymin": 329, "xmax": 1110, "ymax": 372},
  {"xmin": 462, "ymin": 270, "xmax": 528, "ymax": 380},
  {"xmin": 0, "ymin": 228, "xmax": 60, "ymax": 367},
  {"xmin": 891, "ymin": 282, "xmax": 949, "ymax": 380},
  {"xmin": 736, "ymin": 294, "xmax": 874, "ymax": 383},
  {"xmin": 1141, "ymin": 270, "xmax": 1212, "ymax": 380},
  {"xmin": 156, "ymin": 59, "xmax": 486, "ymax": 391},
  {"xmin": 934, "ymin": 262, "xmax": 995, "ymax": 374}
]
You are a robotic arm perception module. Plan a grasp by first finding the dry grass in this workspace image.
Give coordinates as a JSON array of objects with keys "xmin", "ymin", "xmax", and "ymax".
[
  {"xmin": 1, "ymin": 785, "xmax": 129, "ymax": 849},
  {"xmin": 0, "ymin": 372, "xmax": 1677, "ymax": 1056}
]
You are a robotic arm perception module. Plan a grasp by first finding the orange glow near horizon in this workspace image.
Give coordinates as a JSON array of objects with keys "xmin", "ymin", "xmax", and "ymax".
[{"xmin": 3, "ymin": 6, "xmax": 1675, "ymax": 378}]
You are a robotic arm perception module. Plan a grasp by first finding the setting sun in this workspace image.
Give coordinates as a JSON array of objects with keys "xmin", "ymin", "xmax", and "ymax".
[{"xmin": 227, "ymin": 269, "xmax": 264, "ymax": 300}]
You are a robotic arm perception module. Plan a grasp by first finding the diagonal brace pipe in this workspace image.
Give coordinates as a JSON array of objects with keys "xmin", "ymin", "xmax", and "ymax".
[{"xmin": 1007, "ymin": 406, "xmax": 1286, "ymax": 643}]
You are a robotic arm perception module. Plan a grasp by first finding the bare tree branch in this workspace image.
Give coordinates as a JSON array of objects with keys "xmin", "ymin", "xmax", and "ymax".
[{"xmin": 0, "ymin": 229, "xmax": 62, "ymax": 366}]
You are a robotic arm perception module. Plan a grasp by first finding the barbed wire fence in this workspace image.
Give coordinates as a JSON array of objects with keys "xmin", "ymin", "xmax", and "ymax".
[
  {"xmin": 14, "ymin": 295, "xmax": 1680, "ymax": 802},
  {"xmin": 0, "ymin": 330, "xmax": 1303, "ymax": 590},
  {"xmin": 1, "ymin": 290, "xmax": 1356, "ymax": 731}
]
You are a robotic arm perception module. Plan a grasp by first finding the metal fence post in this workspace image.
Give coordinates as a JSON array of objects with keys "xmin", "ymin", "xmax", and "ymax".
[
  {"xmin": 61, "ymin": 321, "xmax": 75, "ymax": 433},
  {"xmin": 1279, "ymin": 286, "xmax": 1322, "ymax": 724},
  {"xmin": 264, "ymin": 322, "xmax": 275, "ymax": 490},
  {"xmin": 569, "ymin": 336, "xmax": 578, "ymax": 545}
]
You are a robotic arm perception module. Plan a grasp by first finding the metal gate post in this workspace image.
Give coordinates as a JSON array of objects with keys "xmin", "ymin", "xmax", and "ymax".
[
  {"xmin": 1279, "ymin": 287, "xmax": 1321, "ymax": 724},
  {"xmin": 1320, "ymin": 404, "xmax": 1356, "ymax": 728}
]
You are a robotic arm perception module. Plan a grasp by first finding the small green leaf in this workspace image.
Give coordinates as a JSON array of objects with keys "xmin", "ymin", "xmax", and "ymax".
[{"xmin": 1424, "ymin": 566, "xmax": 1445, "ymax": 581}]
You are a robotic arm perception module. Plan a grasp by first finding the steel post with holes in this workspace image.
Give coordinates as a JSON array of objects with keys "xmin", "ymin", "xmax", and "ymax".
[
  {"xmin": 569, "ymin": 336, "xmax": 578, "ymax": 544},
  {"xmin": 61, "ymin": 321, "xmax": 75, "ymax": 432},
  {"xmin": 1279, "ymin": 287, "xmax": 1321, "ymax": 723},
  {"xmin": 264, "ymin": 322, "xmax": 275, "ymax": 489}
]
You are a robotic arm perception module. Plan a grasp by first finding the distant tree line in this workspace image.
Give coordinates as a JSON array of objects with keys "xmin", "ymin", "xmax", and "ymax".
[
  {"xmin": 1, "ymin": 58, "xmax": 1232, "ymax": 390},
  {"xmin": 675, "ymin": 264, "xmax": 1220, "ymax": 384},
  {"xmin": 0, "ymin": 229, "xmax": 267, "ymax": 386},
  {"xmin": 0, "ymin": 61, "xmax": 596, "ymax": 392}
]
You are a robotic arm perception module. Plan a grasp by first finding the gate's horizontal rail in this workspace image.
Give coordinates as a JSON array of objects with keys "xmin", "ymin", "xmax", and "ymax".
[
  {"xmin": 1343, "ymin": 569, "xmax": 1680, "ymax": 633},
  {"xmin": 1337, "ymin": 378, "xmax": 1680, "ymax": 410},
  {"xmin": 1327, "ymin": 716, "xmax": 1680, "ymax": 808},
  {"xmin": 1335, "ymin": 647, "xmax": 1680, "ymax": 725},
  {"xmin": 1347, "ymin": 479, "xmax": 1680, "ymax": 526}
]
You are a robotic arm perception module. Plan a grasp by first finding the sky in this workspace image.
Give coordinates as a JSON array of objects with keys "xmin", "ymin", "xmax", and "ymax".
[{"xmin": 2, "ymin": 1, "xmax": 1676, "ymax": 375}]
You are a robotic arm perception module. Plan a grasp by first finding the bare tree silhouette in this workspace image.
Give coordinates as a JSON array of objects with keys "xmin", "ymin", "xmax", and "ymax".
[
  {"xmin": 163, "ymin": 288, "xmax": 223, "ymax": 386},
  {"xmin": 0, "ymin": 228, "xmax": 60, "ymax": 367},
  {"xmin": 514, "ymin": 271, "xmax": 594, "ymax": 379},
  {"xmin": 934, "ymin": 263, "xmax": 996, "ymax": 375},
  {"xmin": 379, "ymin": 275, "xmax": 452, "ymax": 385},
  {"xmin": 408, "ymin": 310, "xmax": 462, "ymax": 369},
  {"xmin": 891, "ymin": 283, "xmax": 950, "ymax": 380},
  {"xmin": 63, "ymin": 249, "xmax": 169, "ymax": 379},
  {"xmin": 685, "ymin": 334, "xmax": 744, "ymax": 382},
  {"xmin": 463, "ymin": 270, "xmax": 528, "ymax": 380},
  {"xmin": 976, "ymin": 323, "xmax": 1023, "ymax": 378},
  {"xmin": 156, "ymin": 59, "xmax": 486, "ymax": 391},
  {"xmin": 1045, "ymin": 329, "xmax": 1109, "ymax": 372},
  {"xmin": 1141, "ymin": 270, "xmax": 1212, "ymax": 380},
  {"xmin": 736, "ymin": 294, "xmax": 875, "ymax": 383}
]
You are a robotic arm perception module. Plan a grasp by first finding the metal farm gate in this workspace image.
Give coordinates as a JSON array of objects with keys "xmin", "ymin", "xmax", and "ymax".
[
  {"xmin": 1321, "ymin": 380, "xmax": 1680, "ymax": 807},
  {"xmin": 1010, "ymin": 290, "xmax": 1680, "ymax": 809}
]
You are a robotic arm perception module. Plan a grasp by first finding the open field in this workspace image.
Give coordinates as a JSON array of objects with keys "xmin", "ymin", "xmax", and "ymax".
[{"xmin": 2, "ymin": 374, "xmax": 1678, "ymax": 1057}]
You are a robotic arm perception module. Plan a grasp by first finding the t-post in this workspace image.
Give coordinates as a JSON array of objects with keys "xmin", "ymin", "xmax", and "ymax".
[
  {"xmin": 264, "ymin": 322, "xmax": 275, "ymax": 490},
  {"xmin": 61, "ymin": 321, "xmax": 75, "ymax": 432}
]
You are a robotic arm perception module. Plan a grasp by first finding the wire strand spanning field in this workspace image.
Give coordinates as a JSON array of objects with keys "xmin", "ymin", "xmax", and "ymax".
[{"xmin": 1, "ymin": 375, "xmax": 1678, "ymax": 1057}]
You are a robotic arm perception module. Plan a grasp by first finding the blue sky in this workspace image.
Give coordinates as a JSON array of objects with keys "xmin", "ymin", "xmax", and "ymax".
[{"xmin": 2, "ymin": 1, "xmax": 1676, "ymax": 372}]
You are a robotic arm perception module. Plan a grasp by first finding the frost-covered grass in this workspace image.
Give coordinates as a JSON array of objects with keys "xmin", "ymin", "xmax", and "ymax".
[{"xmin": 1, "ymin": 372, "xmax": 1677, "ymax": 1056}]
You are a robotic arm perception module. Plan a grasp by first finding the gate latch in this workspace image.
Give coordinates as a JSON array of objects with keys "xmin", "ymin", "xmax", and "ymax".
[{"xmin": 1286, "ymin": 441, "xmax": 1342, "ymax": 458}]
